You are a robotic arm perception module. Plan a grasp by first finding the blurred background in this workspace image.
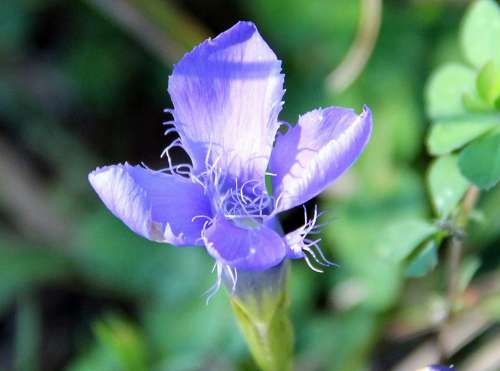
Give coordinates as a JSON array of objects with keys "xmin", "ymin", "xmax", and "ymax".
[{"xmin": 1, "ymin": 0, "xmax": 499, "ymax": 370}]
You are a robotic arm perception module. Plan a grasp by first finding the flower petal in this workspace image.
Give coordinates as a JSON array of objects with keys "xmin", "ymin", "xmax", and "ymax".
[
  {"xmin": 168, "ymin": 21, "xmax": 284, "ymax": 184},
  {"xmin": 88, "ymin": 164, "xmax": 211, "ymax": 245},
  {"xmin": 203, "ymin": 216, "xmax": 286, "ymax": 271},
  {"xmin": 270, "ymin": 106, "xmax": 372, "ymax": 212}
]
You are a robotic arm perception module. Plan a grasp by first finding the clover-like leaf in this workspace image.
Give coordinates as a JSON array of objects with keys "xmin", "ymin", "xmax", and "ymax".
[
  {"xmin": 477, "ymin": 60, "xmax": 500, "ymax": 106},
  {"xmin": 425, "ymin": 63, "xmax": 475, "ymax": 120},
  {"xmin": 405, "ymin": 240, "xmax": 438, "ymax": 278},
  {"xmin": 376, "ymin": 219, "xmax": 438, "ymax": 263},
  {"xmin": 428, "ymin": 155, "xmax": 469, "ymax": 218},
  {"xmin": 458, "ymin": 131, "xmax": 500, "ymax": 189},
  {"xmin": 460, "ymin": 0, "xmax": 500, "ymax": 69},
  {"xmin": 427, "ymin": 113, "xmax": 499, "ymax": 155}
]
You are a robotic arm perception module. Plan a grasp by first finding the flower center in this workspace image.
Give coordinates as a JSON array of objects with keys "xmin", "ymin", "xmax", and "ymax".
[{"xmin": 217, "ymin": 179, "xmax": 273, "ymax": 222}]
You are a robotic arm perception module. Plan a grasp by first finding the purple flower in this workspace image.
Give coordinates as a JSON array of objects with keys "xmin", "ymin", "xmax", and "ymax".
[
  {"xmin": 418, "ymin": 366, "xmax": 454, "ymax": 371},
  {"xmin": 88, "ymin": 21, "xmax": 372, "ymax": 275}
]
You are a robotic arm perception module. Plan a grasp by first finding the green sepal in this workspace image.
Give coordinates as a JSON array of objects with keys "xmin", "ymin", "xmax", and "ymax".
[{"xmin": 226, "ymin": 262, "xmax": 293, "ymax": 371}]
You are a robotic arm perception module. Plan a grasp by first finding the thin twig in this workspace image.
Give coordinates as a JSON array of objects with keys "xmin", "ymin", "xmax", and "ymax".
[
  {"xmin": 447, "ymin": 186, "xmax": 480, "ymax": 307},
  {"xmin": 84, "ymin": 0, "xmax": 207, "ymax": 64},
  {"xmin": 0, "ymin": 137, "xmax": 73, "ymax": 247},
  {"xmin": 461, "ymin": 186, "xmax": 480, "ymax": 218},
  {"xmin": 326, "ymin": 0, "xmax": 382, "ymax": 93},
  {"xmin": 438, "ymin": 186, "xmax": 480, "ymax": 361},
  {"xmin": 391, "ymin": 309, "xmax": 490, "ymax": 371},
  {"xmin": 461, "ymin": 332, "xmax": 500, "ymax": 371}
]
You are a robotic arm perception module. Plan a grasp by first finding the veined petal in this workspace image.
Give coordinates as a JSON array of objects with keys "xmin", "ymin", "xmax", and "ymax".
[
  {"xmin": 168, "ymin": 21, "xmax": 284, "ymax": 184},
  {"xmin": 270, "ymin": 106, "xmax": 372, "ymax": 212},
  {"xmin": 203, "ymin": 216, "xmax": 286, "ymax": 271},
  {"xmin": 88, "ymin": 164, "xmax": 211, "ymax": 246}
]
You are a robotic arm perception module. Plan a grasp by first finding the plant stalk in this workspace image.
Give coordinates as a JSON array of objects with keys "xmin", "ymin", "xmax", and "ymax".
[{"xmin": 225, "ymin": 261, "xmax": 293, "ymax": 371}]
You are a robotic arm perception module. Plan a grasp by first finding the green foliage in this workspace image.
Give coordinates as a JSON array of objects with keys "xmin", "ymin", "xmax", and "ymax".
[
  {"xmin": 458, "ymin": 131, "xmax": 500, "ymax": 189},
  {"xmin": 428, "ymin": 155, "xmax": 469, "ymax": 218},
  {"xmin": 405, "ymin": 240, "xmax": 438, "ymax": 278},
  {"xmin": 376, "ymin": 218, "xmax": 438, "ymax": 263},
  {"xmin": 460, "ymin": 0, "xmax": 500, "ymax": 68},
  {"xmin": 477, "ymin": 61, "xmax": 500, "ymax": 106},
  {"xmin": 67, "ymin": 315, "xmax": 149, "ymax": 371},
  {"xmin": 142, "ymin": 295, "xmax": 241, "ymax": 370},
  {"xmin": 0, "ymin": 236, "xmax": 72, "ymax": 314},
  {"xmin": 301, "ymin": 309, "xmax": 377, "ymax": 371},
  {"xmin": 426, "ymin": 0, "xmax": 500, "ymax": 189},
  {"xmin": 470, "ymin": 185, "xmax": 500, "ymax": 245},
  {"xmin": 427, "ymin": 114, "xmax": 498, "ymax": 155},
  {"xmin": 425, "ymin": 63, "xmax": 475, "ymax": 120},
  {"xmin": 324, "ymin": 172, "xmax": 425, "ymax": 310}
]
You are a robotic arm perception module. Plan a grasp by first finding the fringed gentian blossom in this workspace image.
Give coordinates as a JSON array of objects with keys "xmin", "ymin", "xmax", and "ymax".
[{"xmin": 88, "ymin": 21, "xmax": 372, "ymax": 289}]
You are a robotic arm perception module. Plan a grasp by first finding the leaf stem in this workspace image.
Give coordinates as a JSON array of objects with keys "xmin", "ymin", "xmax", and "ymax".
[{"xmin": 438, "ymin": 186, "xmax": 479, "ymax": 361}]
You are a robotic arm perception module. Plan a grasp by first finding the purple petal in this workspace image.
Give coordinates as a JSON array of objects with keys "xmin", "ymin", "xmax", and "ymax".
[
  {"xmin": 88, "ymin": 164, "xmax": 211, "ymax": 245},
  {"xmin": 204, "ymin": 216, "xmax": 286, "ymax": 270},
  {"xmin": 168, "ymin": 21, "xmax": 284, "ymax": 184},
  {"xmin": 270, "ymin": 106, "xmax": 372, "ymax": 212}
]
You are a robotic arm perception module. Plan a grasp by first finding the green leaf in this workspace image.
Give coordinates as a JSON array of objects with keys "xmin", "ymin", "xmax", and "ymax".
[
  {"xmin": 302, "ymin": 309, "xmax": 377, "ymax": 371},
  {"xmin": 94, "ymin": 316, "xmax": 149, "ymax": 371},
  {"xmin": 460, "ymin": 0, "xmax": 500, "ymax": 68},
  {"xmin": 463, "ymin": 91, "xmax": 492, "ymax": 112},
  {"xmin": 325, "ymin": 169, "xmax": 426, "ymax": 310},
  {"xmin": 470, "ymin": 184, "xmax": 500, "ymax": 245},
  {"xmin": 458, "ymin": 131, "xmax": 500, "ymax": 189},
  {"xmin": 477, "ymin": 60, "xmax": 500, "ymax": 105},
  {"xmin": 142, "ymin": 295, "xmax": 241, "ymax": 369},
  {"xmin": 425, "ymin": 63, "xmax": 475, "ymax": 120},
  {"xmin": 427, "ymin": 113, "xmax": 499, "ymax": 155},
  {"xmin": 67, "ymin": 315, "xmax": 149, "ymax": 371},
  {"xmin": 428, "ymin": 155, "xmax": 469, "ymax": 218},
  {"xmin": 76, "ymin": 210, "xmax": 213, "ymax": 301},
  {"xmin": 405, "ymin": 240, "xmax": 438, "ymax": 278},
  {"xmin": 376, "ymin": 219, "xmax": 438, "ymax": 263}
]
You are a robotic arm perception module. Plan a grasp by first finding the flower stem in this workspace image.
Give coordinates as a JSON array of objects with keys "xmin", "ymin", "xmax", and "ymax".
[{"xmin": 225, "ymin": 261, "xmax": 294, "ymax": 371}]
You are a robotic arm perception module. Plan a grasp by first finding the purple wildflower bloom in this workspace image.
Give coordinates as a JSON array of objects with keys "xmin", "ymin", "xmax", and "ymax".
[{"xmin": 88, "ymin": 21, "xmax": 372, "ymax": 276}]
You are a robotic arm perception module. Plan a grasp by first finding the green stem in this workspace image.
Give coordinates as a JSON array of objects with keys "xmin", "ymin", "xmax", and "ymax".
[{"xmin": 226, "ymin": 262, "xmax": 294, "ymax": 371}]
